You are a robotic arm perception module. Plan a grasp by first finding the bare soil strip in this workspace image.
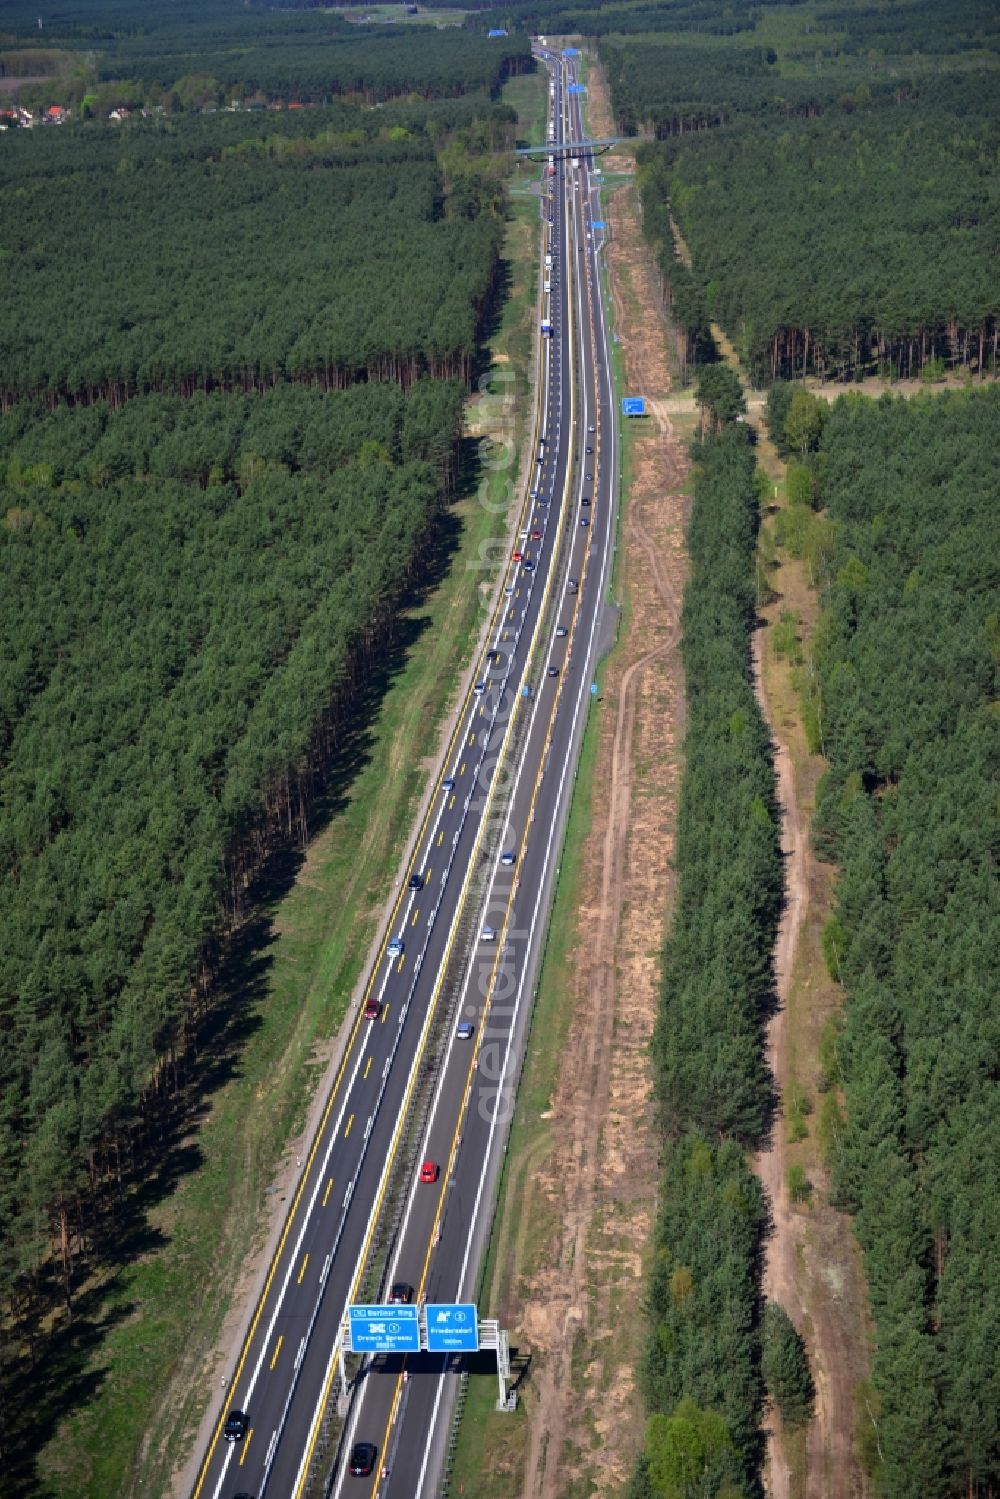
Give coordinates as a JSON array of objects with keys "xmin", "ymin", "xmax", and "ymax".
[
  {"xmin": 750, "ymin": 430, "xmax": 871, "ymax": 1499},
  {"xmin": 507, "ymin": 67, "xmax": 692, "ymax": 1498}
]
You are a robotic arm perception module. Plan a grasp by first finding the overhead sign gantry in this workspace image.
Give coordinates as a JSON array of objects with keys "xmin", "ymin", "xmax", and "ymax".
[{"xmin": 344, "ymin": 1304, "xmax": 515, "ymax": 1409}]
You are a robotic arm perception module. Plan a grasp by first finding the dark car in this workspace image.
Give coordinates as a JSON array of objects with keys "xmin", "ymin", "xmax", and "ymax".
[
  {"xmin": 388, "ymin": 1282, "xmax": 413, "ymax": 1304},
  {"xmin": 407, "ymin": 873, "xmax": 424, "ymax": 891},
  {"xmin": 348, "ymin": 1441, "xmax": 378, "ymax": 1477},
  {"xmin": 224, "ymin": 1410, "xmax": 249, "ymax": 1444}
]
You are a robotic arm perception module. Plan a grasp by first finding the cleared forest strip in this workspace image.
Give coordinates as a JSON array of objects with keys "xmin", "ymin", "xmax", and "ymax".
[
  {"xmin": 699, "ymin": 333, "xmax": 871, "ymax": 1496},
  {"xmin": 751, "ymin": 448, "xmax": 871, "ymax": 1499},
  {"xmin": 446, "ymin": 56, "xmax": 690, "ymax": 1499}
]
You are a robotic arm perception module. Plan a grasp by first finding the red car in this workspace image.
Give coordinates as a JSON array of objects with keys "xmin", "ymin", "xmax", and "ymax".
[
  {"xmin": 419, "ymin": 1161, "xmax": 439, "ymax": 1184},
  {"xmin": 364, "ymin": 997, "xmax": 381, "ymax": 1020},
  {"xmin": 512, "ymin": 549, "xmax": 523, "ymax": 562},
  {"xmin": 531, "ymin": 528, "xmax": 542, "ymax": 540}
]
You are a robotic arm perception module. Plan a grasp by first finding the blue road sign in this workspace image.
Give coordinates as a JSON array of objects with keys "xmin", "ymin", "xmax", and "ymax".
[
  {"xmin": 563, "ymin": 47, "xmax": 580, "ymax": 57},
  {"xmin": 568, "ymin": 83, "xmax": 586, "ymax": 94},
  {"xmin": 622, "ymin": 397, "xmax": 647, "ymax": 417},
  {"xmin": 591, "ymin": 683, "xmax": 599, "ymax": 696},
  {"xmin": 591, "ymin": 220, "xmax": 606, "ymax": 230},
  {"xmin": 348, "ymin": 1304, "xmax": 420, "ymax": 1354},
  {"xmin": 425, "ymin": 1304, "xmax": 480, "ymax": 1353}
]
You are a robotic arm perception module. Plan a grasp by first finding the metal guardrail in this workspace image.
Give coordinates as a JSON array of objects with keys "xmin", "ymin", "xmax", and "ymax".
[
  {"xmin": 298, "ymin": 698, "xmax": 538, "ymax": 1497},
  {"xmin": 437, "ymin": 1370, "xmax": 470, "ymax": 1498}
]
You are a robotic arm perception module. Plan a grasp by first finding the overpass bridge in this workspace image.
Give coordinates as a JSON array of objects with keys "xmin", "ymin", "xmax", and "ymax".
[{"xmin": 515, "ymin": 137, "xmax": 622, "ymax": 160}]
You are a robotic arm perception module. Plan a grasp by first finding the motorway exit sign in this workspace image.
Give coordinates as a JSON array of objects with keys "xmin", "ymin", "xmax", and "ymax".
[
  {"xmin": 568, "ymin": 83, "xmax": 586, "ymax": 94},
  {"xmin": 425, "ymin": 1304, "xmax": 479, "ymax": 1353},
  {"xmin": 348, "ymin": 1304, "xmax": 420, "ymax": 1354},
  {"xmin": 562, "ymin": 47, "xmax": 580, "ymax": 56},
  {"xmin": 622, "ymin": 397, "xmax": 647, "ymax": 417}
]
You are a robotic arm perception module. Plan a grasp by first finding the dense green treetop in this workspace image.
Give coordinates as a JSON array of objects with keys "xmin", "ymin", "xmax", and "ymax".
[
  {"xmin": 637, "ymin": 76, "xmax": 999, "ymax": 382},
  {"xmin": 0, "ymin": 118, "xmax": 506, "ymax": 404},
  {"xmin": 809, "ymin": 387, "xmax": 1000, "ymax": 1497},
  {"xmin": 641, "ymin": 426, "xmax": 780, "ymax": 1494},
  {"xmin": 0, "ymin": 379, "xmax": 465, "ymax": 1324}
]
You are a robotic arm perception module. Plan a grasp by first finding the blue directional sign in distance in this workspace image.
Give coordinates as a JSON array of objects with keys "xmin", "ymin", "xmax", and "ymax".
[
  {"xmin": 425, "ymin": 1303, "xmax": 480, "ymax": 1353},
  {"xmin": 591, "ymin": 221, "xmax": 606, "ymax": 230},
  {"xmin": 348, "ymin": 1304, "xmax": 420, "ymax": 1354},
  {"xmin": 622, "ymin": 397, "xmax": 647, "ymax": 417},
  {"xmin": 562, "ymin": 47, "xmax": 580, "ymax": 56},
  {"xmin": 568, "ymin": 82, "xmax": 586, "ymax": 94}
]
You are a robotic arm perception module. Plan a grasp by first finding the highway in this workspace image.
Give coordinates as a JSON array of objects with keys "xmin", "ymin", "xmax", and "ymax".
[{"xmin": 190, "ymin": 42, "xmax": 617, "ymax": 1499}]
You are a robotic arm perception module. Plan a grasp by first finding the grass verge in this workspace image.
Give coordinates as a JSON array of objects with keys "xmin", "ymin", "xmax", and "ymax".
[{"xmin": 28, "ymin": 74, "xmax": 548, "ymax": 1499}]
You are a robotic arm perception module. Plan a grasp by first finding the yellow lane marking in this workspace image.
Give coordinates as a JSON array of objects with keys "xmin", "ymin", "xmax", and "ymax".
[
  {"xmin": 396, "ymin": 956, "xmax": 405, "ymax": 974},
  {"xmin": 437, "ymin": 830, "xmax": 444, "ymax": 846},
  {"xmin": 363, "ymin": 1056, "xmax": 372, "ymax": 1080},
  {"xmin": 297, "ymin": 1254, "xmax": 309, "ymax": 1285},
  {"xmin": 459, "ymin": 761, "xmax": 466, "ymax": 776},
  {"xmin": 380, "ymin": 1004, "xmax": 389, "ymax": 1024},
  {"xmin": 239, "ymin": 1430, "xmax": 253, "ymax": 1467},
  {"xmin": 371, "ymin": 58, "xmax": 589, "ymax": 1475},
  {"xmin": 344, "ymin": 1113, "xmax": 354, "ymax": 1139},
  {"xmin": 411, "ymin": 910, "xmax": 418, "ymax": 927},
  {"xmin": 322, "ymin": 1178, "xmax": 333, "ymax": 1208},
  {"xmin": 270, "ymin": 1335, "xmax": 284, "ymax": 1371},
  {"xmin": 291, "ymin": 74, "xmax": 559, "ymax": 1496},
  {"xmin": 449, "ymin": 794, "xmax": 456, "ymax": 810}
]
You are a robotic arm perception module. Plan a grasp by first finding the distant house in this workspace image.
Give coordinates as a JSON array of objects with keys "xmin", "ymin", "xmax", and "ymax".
[
  {"xmin": 488, "ymin": 27, "xmax": 509, "ymax": 37},
  {"xmin": 45, "ymin": 104, "xmax": 67, "ymax": 123},
  {"xmin": 11, "ymin": 106, "xmax": 35, "ymax": 127}
]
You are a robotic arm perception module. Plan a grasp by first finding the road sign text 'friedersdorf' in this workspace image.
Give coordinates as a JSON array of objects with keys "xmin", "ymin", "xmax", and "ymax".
[{"xmin": 425, "ymin": 1304, "xmax": 480, "ymax": 1353}]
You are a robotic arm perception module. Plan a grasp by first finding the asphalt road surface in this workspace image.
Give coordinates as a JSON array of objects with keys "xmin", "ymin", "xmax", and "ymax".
[{"xmin": 191, "ymin": 43, "xmax": 617, "ymax": 1499}]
